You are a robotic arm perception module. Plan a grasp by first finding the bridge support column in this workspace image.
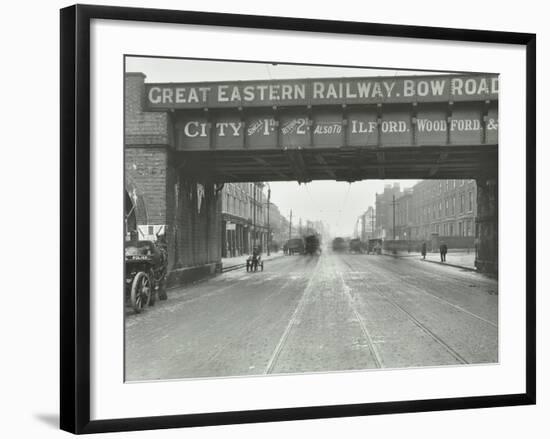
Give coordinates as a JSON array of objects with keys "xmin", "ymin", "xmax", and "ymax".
[
  {"xmin": 475, "ymin": 178, "xmax": 498, "ymax": 274},
  {"xmin": 125, "ymin": 72, "xmax": 223, "ymax": 286}
]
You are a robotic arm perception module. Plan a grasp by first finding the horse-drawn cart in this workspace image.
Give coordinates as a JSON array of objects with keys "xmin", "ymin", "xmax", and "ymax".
[
  {"xmin": 125, "ymin": 240, "xmax": 168, "ymax": 313},
  {"xmin": 246, "ymin": 250, "xmax": 264, "ymax": 272}
]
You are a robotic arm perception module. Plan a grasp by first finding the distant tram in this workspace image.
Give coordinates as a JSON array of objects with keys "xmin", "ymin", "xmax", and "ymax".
[
  {"xmin": 304, "ymin": 234, "xmax": 321, "ymax": 255},
  {"xmin": 332, "ymin": 237, "xmax": 347, "ymax": 252}
]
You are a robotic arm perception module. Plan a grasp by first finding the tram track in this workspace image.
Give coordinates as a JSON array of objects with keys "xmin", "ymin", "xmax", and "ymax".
[
  {"xmin": 341, "ymin": 258, "xmax": 470, "ymax": 365},
  {"xmin": 337, "ymin": 271, "xmax": 383, "ymax": 368},
  {"xmin": 263, "ymin": 257, "xmax": 323, "ymax": 374},
  {"xmin": 344, "ymin": 256, "xmax": 498, "ymax": 327},
  {"xmin": 264, "ymin": 255, "xmax": 384, "ymax": 373},
  {"xmin": 380, "ymin": 254, "xmax": 498, "ymax": 295}
]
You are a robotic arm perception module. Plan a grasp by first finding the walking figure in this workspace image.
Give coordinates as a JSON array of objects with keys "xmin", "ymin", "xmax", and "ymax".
[
  {"xmin": 421, "ymin": 242, "xmax": 427, "ymax": 260},
  {"xmin": 439, "ymin": 242, "xmax": 448, "ymax": 262}
]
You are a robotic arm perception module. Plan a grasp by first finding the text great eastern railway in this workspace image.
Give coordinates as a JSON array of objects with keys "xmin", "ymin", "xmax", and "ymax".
[{"xmin": 146, "ymin": 74, "xmax": 498, "ymax": 109}]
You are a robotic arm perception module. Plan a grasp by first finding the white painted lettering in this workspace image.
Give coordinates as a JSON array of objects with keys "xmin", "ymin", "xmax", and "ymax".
[
  {"xmin": 217, "ymin": 122, "xmax": 228, "ymax": 137},
  {"xmin": 404, "ymin": 80, "xmax": 415, "ymax": 97},
  {"xmin": 148, "ymin": 87, "xmax": 162, "ymax": 104},
  {"xmin": 175, "ymin": 88, "xmax": 186, "ymax": 103},
  {"xmin": 188, "ymin": 88, "xmax": 199, "ymax": 104},
  {"xmin": 345, "ymin": 83, "xmax": 357, "ymax": 99},
  {"xmin": 162, "ymin": 88, "xmax": 173, "ymax": 103},
  {"xmin": 184, "ymin": 121, "xmax": 200, "ymax": 137},
  {"xmin": 230, "ymin": 87, "xmax": 241, "ymax": 101},
  {"xmin": 269, "ymin": 85, "xmax": 280, "ymax": 100},
  {"xmin": 218, "ymin": 85, "xmax": 229, "ymax": 102},
  {"xmin": 357, "ymin": 82, "xmax": 372, "ymax": 98},
  {"xmin": 229, "ymin": 122, "xmax": 242, "ymax": 136},
  {"xmin": 383, "ymin": 81, "xmax": 396, "ymax": 97},
  {"xmin": 465, "ymin": 79, "xmax": 477, "ymax": 95},
  {"xmin": 451, "ymin": 78, "xmax": 464, "ymax": 96}
]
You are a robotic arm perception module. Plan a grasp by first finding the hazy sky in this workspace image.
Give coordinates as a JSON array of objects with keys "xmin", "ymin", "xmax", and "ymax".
[
  {"xmin": 267, "ymin": 180, "xmax": 418, "ymax": 237},
  {"xmin": 127, "ymin": 57, "xmax": 429, "ymax": 236}
]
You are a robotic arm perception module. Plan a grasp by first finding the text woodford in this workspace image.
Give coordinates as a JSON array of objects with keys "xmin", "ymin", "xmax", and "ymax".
[
  {"xmin": 147, "ymin": 76, "xmax": 498, "ymax": 107},
  {"xmin": 180, "ymin": 117, "xmax": 497, "ymax": 138}
]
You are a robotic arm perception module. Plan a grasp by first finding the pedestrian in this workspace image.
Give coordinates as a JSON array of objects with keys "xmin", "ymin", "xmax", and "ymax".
[
  {"xmin": 421, "ymin": 242, "xmax": 427, "ymax": 260},
  {"xmin": 439, "ymin": 242, "xmax": 448, "ymax": 262}
]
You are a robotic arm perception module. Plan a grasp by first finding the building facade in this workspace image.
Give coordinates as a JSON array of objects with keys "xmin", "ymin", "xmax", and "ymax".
[
  {"xmin": 221, "ymin": 182, "xmax": 269, "ymax": 257},
  {"xmin": 356, "ymin": 206, "xmax": 375, "ymax": 241},
  {"xmin": 375, "ymin": 183, "xmax": 403, "ymax": 239},
  {"xmin": 395, "ymin": 179, "xmax": 477, "ymax": 248}
]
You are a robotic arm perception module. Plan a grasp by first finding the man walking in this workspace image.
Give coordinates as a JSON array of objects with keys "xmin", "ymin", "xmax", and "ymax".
[
  {"xmin": 421, "ymin": 242, "xmax": 427, "ymax": 260},
  {"xmin": 439, "ymin": 242, "xmax": 448, "ymax": 262}
]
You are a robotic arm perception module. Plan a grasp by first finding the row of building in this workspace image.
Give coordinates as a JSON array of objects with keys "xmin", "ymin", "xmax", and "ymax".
[
  {"xmin": 220, "ymin": 182, "xmax": 320, "ymax": 258},
  {"xmin": 356, "ymin": 179, "xmax": 478, "ymax": 248}
]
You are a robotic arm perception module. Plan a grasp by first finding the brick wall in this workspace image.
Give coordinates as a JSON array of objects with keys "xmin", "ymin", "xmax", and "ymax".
[
  {"xmin": 125, "ymin": 72, "xmax": 172, "ymax": 146},
  {"xmin": 125, "ymin": 147, "xmax": 168, "ymax": 225},
  {"xmin": 125, "ymin": 72, "xmax": 222, "ymax": 281}
]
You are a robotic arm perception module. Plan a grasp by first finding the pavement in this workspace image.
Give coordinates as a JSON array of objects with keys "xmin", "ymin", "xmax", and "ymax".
[
  {"xmin": 422, "ymin": 250, "xmax": 476, "ymax": 270},
  {"xmin": 221, "ymin": 251, "xmax": 285, "ymax": 271},
  {"xmin": 384, "ymin": 250, "xmax": 476, "ymax": 270},
  {"xmin": 125, "ymin": 251, "xmax": 498, "ymax": 381}
]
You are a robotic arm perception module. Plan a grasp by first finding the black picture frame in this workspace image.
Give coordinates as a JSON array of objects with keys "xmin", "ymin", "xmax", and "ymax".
[{"xmin": 60, "ymin": 4, "xmax": 536, "ymax": 434}]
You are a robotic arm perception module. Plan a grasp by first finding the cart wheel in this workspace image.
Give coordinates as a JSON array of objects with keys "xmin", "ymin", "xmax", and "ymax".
[
  {"xmin": 158, "ymin": 279, "xmax": 167, "ymax": 300},
  {"xmin": 148, "ymin": 271, "xmax": 158, "ymax": 306},
  {"xmin": 130, "ymin": 272, "xmax": 151, "ymax": 313}
]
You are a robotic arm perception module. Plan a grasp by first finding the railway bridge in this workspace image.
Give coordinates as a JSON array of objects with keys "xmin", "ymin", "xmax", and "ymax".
[{"xmin": 125, "ymin": 72, "xmax": 498, "ymax": 279}]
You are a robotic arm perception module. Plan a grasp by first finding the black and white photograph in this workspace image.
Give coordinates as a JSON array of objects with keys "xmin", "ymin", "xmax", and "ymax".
[
  {"xmin": 0, "ymin": 0, "xmax": 541, "ymax": 436},
  {"xmin": 124, "ymin": 57, "xmax": 499, "ymax": 381}
]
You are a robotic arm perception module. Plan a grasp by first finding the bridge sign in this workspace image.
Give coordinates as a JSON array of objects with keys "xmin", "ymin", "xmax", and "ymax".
[{"xmin": 146, "ymin": 74, "xmax": 498, "ymax": 109}]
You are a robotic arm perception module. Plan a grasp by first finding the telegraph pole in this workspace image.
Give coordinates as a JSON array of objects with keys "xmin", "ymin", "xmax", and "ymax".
[
  {"xmin": 392, "ymin": 195, "xmax": 396, "ymax": 240},
  {"xmin": 289, "ymin": 209, "xmax": 292, "ymax": 240},
  {"xmin": 370, "ymin": 209, "xmax": 374, "ymax": 238},
  {"xmin": 253, "ymin": 183, "xmax": 257, "ymax": 250},
  {"xmin": 267, "ymin": 187, "xmax": 271, "ymax": 256}
]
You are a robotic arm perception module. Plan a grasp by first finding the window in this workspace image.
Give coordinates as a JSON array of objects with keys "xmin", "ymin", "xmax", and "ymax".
[
  {"xmin": 443, "ymin": 223, "xmax": 448, "ymax": 235},
  {"xmin": 459, "ymin": 222, "xmax": 463, "ymax": 236},
  {"xmin": 445, "ymin": 199, "xmax": 449, "ymax": 216},
  {"xmin": 468, "ymin": 191, "xmax": 473, "ymax": 211},
  {"xmin": 439, "ymin": 202, "xmax": 442, "ymax": 218},
  {"xmin": 460, "ymin": 194, "xmax": 465, "ymax": 213},
  {"xmin": 449, "ymin": 223, "xmax": 454, "ymax": 236},
  {"xmin": 452, "ymin": 197, "xmax": 455, "ymax": 215}
]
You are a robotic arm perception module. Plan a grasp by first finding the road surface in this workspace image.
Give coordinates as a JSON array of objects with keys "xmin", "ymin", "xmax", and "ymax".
[{"xmin": 125, "ymin": 252, "xmax": 498, "ymax": 381}]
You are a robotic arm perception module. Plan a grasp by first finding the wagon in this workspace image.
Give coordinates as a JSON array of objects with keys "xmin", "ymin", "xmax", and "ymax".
[
  {"xmin": 125, "ymin": 240, "xmax": 168, "ymax": 313},
  {"xmin": 246, "ymin": 251, "xmax": 264, "ymax": 272},
  {"xmin": 349, "ymin": 238, "xmax": 364, "ymax": 253},
  {"xmin": 367, "ymin": 238, "xmax": 383, "ymax": 255},
  {"xmin": 285, "ymin": 238, "xmax": 304, "ymax": 255}
]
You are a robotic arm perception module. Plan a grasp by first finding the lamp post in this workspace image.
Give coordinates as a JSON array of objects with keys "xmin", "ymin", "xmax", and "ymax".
[
  {"xmin": 266, "ymin": 184, "xmax": 271, "ymax": 256},
  {"xmin": 252, "ymin": 182, "xmax": 272, "ymax": 255},
  {"xmin": 252, "ymin": 183, "xmax": 257, "ymax": 251},
  {"xmin": 392, "ymin": 194, "xmax": 397, "ymax": 240}
]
